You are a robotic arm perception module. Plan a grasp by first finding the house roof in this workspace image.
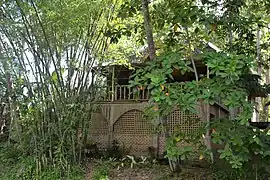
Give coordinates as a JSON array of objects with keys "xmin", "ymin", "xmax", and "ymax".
[{"xmin": 92, "ymin": 41, "xmax": 221, "ymax": 74}]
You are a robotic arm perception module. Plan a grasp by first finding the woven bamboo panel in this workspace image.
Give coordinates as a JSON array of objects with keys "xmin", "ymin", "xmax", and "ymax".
[
  {"xmin": 113, "ymin": 110, "xmax": 153, "ymax": 135},
  {"xmin": 113, "ymin": 110, "xmax": 153, "ymax": 155},
  {"xmin": 110, "ymin": 103, "xmax": 148, "ymax": 124},
  {"xmin": 114, "ymin": 135, "xmax": 152, "ymax": 155},
  {"xmin": 91, "ymin": 135, "xmax": 108, "ymax": 148},
  {"xmin": 158, "ymin": 135, "xmax": 166, "ymax": 155},
  {"xmin": 157, "ymin": 110, "xmax": 203, "ymax": 155},
  {"xmin": 168, "ymin": 109, "xmax": 202, "ymax": 134}
]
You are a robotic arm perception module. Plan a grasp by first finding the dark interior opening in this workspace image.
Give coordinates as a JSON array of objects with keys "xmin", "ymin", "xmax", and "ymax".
[{"xmin": 105, "ymin": 64, "xmax": 209, "ymax": 86}]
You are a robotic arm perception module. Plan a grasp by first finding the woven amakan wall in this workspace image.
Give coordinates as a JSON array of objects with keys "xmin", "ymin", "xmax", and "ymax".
[
  {"xmin": 158, "ymin": 109, "xmax": 202, "ymax": 155},
  {"xmin": 90, "ymin": 113, "xmax": 109, "ymax": 148},
  {"xmin": 89, "ymin": 104, "xmax": 225, "ymax": 156},
  {"xmin": 113, "ymin": 110, "xmax": 154, "ymax": 155}
]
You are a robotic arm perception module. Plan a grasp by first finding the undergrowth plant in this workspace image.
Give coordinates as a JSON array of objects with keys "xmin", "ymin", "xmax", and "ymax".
[
  {"xmin": 0, "ymin": 142, "xmax": 84, "ymax": 180},
  {"xmin": 93, "ymin": 164, "xmax": 110, "ymax": 180},
  {"xmin": 211, "ymin": 119, "xmax": 270, "ymax": 178}
]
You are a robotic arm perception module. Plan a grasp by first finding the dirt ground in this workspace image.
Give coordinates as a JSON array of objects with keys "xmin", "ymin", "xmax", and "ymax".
[{"xmin": 86, "ymin": 162, "xmax": 212, "ymax": 180}]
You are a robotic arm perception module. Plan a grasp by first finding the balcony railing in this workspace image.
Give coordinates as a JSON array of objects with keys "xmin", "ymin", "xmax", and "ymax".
[
  {"xmin": 97, "ymin": 84, "xmax": 229, "ymax": 110},
  {"xmin": 107, "ymin": 85, "xmax": 150, "ymax": 101}
]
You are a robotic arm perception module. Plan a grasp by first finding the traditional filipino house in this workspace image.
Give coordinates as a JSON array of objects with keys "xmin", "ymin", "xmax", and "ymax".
[{"xmin": 89, "ymin": 42, "xmax": 231, "ymax": 156}]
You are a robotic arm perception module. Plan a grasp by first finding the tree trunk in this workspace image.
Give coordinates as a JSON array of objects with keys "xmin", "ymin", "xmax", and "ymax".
[
  {"xmin": 141, "ymin": 0, "xmax": 158, "ymax": 158},
  {"xmin": 264, "ymin": 67, "xmax": 269, "ymax": 121},
  {"xmin": 141, "ymin": 0, "xmax": 156, "ymax": 60},
  {"xmin": 256, "ymin": 27, "xmax": 261, "ymax": 122}
]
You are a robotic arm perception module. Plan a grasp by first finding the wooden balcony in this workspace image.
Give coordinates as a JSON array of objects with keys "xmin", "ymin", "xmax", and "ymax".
[
  {"xmin": 97, "ymin": 84, "xmax": 229, "ymax": 112},
  {"xmin": 98, "ymin": 85, "xmax": 150, "ymax": 102}
]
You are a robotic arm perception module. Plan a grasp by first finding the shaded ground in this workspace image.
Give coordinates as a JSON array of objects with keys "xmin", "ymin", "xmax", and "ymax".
[
  {"xmin": 109, "ymin": 166, "xmax": 211, "ymax": 180},
  {"xmin": 86, "ymin": 160, "xmax": 212, "ymax": 180}
]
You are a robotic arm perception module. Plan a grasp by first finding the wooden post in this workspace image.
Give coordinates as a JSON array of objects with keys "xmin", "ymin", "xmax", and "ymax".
[
  {"xmin": 152, "ymin": 115, "xmax": 160, "ymax": 159},
  {"xmin": 111, "ymin": 66, "xmax": 115, "ymax": 102},
  {"xmin": 123, "ymin": 86, "xmax": 126, "ymax": 100},
  {"xmin": 119, "ymin": 86, "xmax": 122, "ymax": 100},
  {"xmin": 108, "ymin": 105, "xmax": 114, "ymax": 148},
  {"xmin": 205, "ymin": 66, "xmax": 213, "ymax": 162},
  {"xmin": 108, "ymin": 66, "xmax": 115, "ymax": 148},
  {"xmin": 128, "ymin": 86, "xmax": 131, "ymax": 100}
]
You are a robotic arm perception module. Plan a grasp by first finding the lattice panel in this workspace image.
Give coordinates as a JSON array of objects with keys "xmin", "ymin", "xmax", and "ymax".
[
  {"xmin": 91, "ymin": 135, "xmax": 108, "ymax": 148},
  {"xmin": 114, "ymin": 135, "xmax": 152, "ymax": 155},
  {"xmin": 113, "ymin": 110, "xmax": 153, "ymax": 135},
  {"xmin": 168, "ymin": 110, "xmax": 202, "ymax": 134},
  {"xmin": 90, "ymin": 113, "xmax": 109, "ymax": 136},
  {"xmin": 158, "ymin": 135, "xmax": 166, "ymax": 155},
  {"xmin": 113, "ymin": 110, "xmax": 153, "ymax": 155}
]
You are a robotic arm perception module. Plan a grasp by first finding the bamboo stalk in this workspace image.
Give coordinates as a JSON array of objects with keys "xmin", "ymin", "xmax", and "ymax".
[{"xmin": 0, "ymin": 0, "xmax": 114, "ymax": 174}]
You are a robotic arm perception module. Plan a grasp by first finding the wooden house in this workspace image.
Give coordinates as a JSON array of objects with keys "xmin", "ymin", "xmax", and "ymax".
[{"xmin": 89, "ymin": 43, "xmax": 231, "ymax": 156}]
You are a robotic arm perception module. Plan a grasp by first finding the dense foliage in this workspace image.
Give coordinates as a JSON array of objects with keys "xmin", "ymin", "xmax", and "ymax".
[
  {"xmin": 126, "ymin": 0, "xmax": 270, "ymax": 178},
  {"xmin": 0, "ymin": 0, "xmax": 270, "ymax": 179},
  {"xmin": 0, "ymin": 0, "xmax": 115, "ymax": 178}
]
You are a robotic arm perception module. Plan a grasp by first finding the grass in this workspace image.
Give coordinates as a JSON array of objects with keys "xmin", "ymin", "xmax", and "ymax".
[{"xmin": 92, "ymin": 164, "xmax": 110, "ymax": 180}]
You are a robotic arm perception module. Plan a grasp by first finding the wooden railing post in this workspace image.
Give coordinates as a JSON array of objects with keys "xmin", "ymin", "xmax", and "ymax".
[
  {"xmin": 114, "ymin": 86, "xmax": 117, "ymax": 101},
  {"xmin": 123, "ymin": 86, "xmax": 126, "ymax": 100},
  {"xmin": 128, "ymin": 86, "xmax": 131, "ymax": 100}
]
